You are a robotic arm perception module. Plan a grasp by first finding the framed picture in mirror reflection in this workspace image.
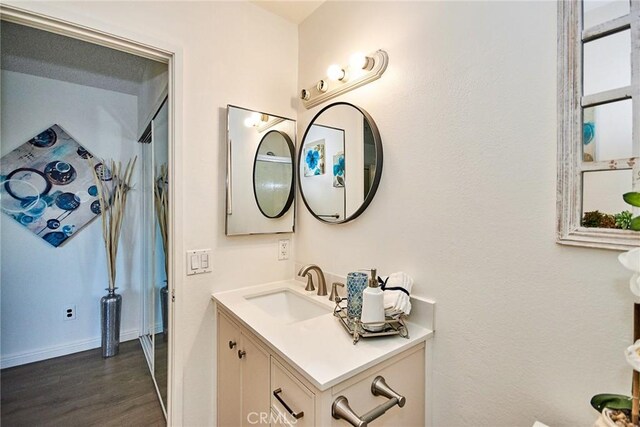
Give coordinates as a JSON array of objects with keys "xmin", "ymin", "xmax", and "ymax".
[{"xmin": 303, "ymin": 141, "xmax": 325, "ymax": 177}]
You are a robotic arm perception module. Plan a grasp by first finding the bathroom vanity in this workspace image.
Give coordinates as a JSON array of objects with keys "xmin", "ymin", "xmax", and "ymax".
[{"xmin": 212, "ymin": 281, "xmax": 434, "ymax": 426}]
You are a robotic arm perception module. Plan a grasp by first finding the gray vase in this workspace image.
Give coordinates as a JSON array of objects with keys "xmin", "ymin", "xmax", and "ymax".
[{"xmin": 101, "ymin": 288, "xmax": 122, "ymax": 358}]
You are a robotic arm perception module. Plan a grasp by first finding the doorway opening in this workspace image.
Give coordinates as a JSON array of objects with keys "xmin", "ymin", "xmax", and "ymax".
[{"xmin": 0, "ymin": 9, "xmax": 176, "ymax": 422}]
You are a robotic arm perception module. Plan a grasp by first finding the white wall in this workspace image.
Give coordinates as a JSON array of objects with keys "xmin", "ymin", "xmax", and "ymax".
[
  {"xmin": 0, "ymin": 70, "xmax": 142, "ymax": 367},
  {"xmin": 138, "ymin": 61, "xmax": 168, "ymax": 139},
  {"xmin": 297, "ymin": 2, "xmax": 634, "ymax": 426},
  {"xmin": 4, "ymin": 2, "xmax": 299, "ymax": 425}
]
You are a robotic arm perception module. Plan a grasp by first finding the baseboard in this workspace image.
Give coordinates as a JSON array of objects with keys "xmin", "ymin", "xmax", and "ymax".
[{"xmin": 0, "ymin": 329, "xmax": 140, "ymax": 369}]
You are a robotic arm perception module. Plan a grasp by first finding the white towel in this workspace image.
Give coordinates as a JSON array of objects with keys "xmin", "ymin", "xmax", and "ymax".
[{"xmin": 382, "ymin": 272, "xmax": 413, "ymax": 317}]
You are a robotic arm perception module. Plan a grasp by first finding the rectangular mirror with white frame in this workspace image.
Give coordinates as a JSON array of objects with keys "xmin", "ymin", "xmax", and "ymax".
[
  {"xmin": 226, "ymin": 105, "xmax": 296, "ymax": 236},
  {"xmin": 557, "ymin": 0, "xmax": 640, "ymax": 250}
]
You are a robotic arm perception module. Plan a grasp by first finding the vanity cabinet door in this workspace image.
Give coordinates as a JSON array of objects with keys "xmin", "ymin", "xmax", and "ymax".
[
  {"xmin": 240, "ymin": 333, "xmax": 270, "ymax": 427},
  {"xmin": 217, "ymin": 312, "xmax": 242, "ymax": 427},
  {"xmin": 271, "ymin": 358, "xmax": 315, "ymax": 427}
]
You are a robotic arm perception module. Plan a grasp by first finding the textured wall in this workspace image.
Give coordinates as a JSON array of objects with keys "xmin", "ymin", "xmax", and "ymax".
[
  {"xmin": 297, "ymin": 2, "xmax": 633, "ymax": 426},
  {"xmin": 0, "ymin": 70, "xmax": 142, "ymax": 366}
]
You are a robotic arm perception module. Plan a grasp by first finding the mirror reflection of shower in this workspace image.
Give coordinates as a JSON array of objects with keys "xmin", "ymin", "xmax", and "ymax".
[{"xmin": 253, "ymin": 130, "xmax": 294, "ymax": 219}]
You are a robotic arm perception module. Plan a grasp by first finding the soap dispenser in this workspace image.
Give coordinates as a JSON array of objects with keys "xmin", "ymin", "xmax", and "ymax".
[{"xmin": 360, "ymin": 269, "xmax": 385, "ymax": 331}]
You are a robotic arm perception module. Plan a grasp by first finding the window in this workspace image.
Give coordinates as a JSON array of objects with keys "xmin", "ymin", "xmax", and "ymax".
[{"xmin": 557, "ymin": 0, "xmax": 640, "ymax": 249}]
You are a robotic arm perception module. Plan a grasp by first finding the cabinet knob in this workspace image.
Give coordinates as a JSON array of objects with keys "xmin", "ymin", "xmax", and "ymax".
[
  {"xmin": 238, "ymin": 350, "xmax": 246, "ymax": 359},
  {"xmin": 228, "ymin": 340, "xmax": 237, "ymax": 349}
]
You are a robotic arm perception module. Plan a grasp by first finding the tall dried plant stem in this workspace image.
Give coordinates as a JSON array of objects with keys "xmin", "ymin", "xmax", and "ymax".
[
  {"xmin": 91, "ymin": 157, "xmax": 137, "ymax": 292},
  {"xmin": 154, "ymin": 164, "xmax": 169, "ymax": 278}
]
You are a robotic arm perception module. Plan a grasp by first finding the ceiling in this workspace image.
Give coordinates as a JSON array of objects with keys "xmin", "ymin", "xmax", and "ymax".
[
  {"xmin": 250, "ymin": 1, "xmax": 324, "ymax": 24},
  {"xmin": 1, "ymin": 21, "xmax": 164, "ymax": 96}
]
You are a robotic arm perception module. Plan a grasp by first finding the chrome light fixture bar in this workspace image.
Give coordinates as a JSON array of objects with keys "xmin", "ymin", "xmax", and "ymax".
[{"xmin": 300, "ymin": 49, "xmax": 389, "ymax": 109}]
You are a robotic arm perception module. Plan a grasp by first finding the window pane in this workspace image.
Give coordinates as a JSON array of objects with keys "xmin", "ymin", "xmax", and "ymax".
[
  {"xmin": 583, "ymin": 0, "xmax": 630, "ymax": 29},
  {"xmin": 583, "ymin": 30, "xmax": 631, "ymax": 95},
  {"xmin": 583, "ymin": 99, "xmax": 632, "ymax": 162},
  {"xmin": 582, "ymin": 170, "xmax": 633, "ymax": 225}
]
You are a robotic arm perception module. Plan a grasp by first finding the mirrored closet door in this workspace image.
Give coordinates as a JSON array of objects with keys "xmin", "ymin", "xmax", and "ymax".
[{"xmin": 140, "ymin": 98, "xmax": 169, "ymax": 414}]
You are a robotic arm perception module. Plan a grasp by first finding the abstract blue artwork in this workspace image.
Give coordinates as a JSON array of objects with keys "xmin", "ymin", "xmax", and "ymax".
[
  {"xmin": 0, "ymin": 124, "xmax": 107, "ymax": 247},
  {"xmin": 304, "ymin": 141, "xmax": 325, "ymax": 177}
]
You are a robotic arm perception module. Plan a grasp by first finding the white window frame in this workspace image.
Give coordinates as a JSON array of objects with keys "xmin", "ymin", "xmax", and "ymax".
[{"xmin": 557, "ymin": 0, "xmax": 640, "ymax": 250}]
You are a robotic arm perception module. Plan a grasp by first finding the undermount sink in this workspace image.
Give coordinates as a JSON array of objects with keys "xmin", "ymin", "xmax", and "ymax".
[{"xmin": 245, "ymin": 289, "xmax": 331, "ymax": 323}]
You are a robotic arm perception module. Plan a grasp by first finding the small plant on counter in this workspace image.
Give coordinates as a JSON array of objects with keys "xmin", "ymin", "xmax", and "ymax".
[{"xmin": 622, "ymin": 193, "xmax": 640, "ymax": 231}]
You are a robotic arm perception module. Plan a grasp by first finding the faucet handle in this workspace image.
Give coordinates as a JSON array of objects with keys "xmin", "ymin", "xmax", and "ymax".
[
  {"xmin": 304, "ymin": 273, "xmax": 315, "ymax": 292},
  {"xmin": 329, "ymin": 282, "xmax": 345, "ymax": 302}
]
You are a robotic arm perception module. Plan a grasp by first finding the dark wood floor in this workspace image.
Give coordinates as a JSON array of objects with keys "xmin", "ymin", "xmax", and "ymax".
[{"xmin": 1, "ymin": 340, "xmax": 165, "ymax": 427}]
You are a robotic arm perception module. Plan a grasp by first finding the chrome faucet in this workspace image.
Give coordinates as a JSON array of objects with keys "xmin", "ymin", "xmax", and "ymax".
[{"xmin": 298, "ymin": 264, "xmax": 327, "ymax": 296}]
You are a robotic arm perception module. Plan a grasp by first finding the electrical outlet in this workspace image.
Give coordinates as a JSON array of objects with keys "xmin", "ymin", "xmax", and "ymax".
[
  {"xmin": 278, "ymin": 239, "xmax": 290, "ymax": 261},
  {"xmin": 64, "ymin": 305, "xmax": 76, "ymax": 321}
]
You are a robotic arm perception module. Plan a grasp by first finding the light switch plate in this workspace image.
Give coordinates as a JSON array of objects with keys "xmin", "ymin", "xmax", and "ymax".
[{"xmin": 186, "ymin": 249, "xmax": 212, "ymax": 275}]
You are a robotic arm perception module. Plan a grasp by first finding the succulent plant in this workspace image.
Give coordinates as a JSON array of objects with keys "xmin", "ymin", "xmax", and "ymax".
[
  {"xmin": 616, "ymin": 210, "xmax": 634, "ymax": 230},
  {"xmin": 622, "ymin": 192, "xmax": 640, "ymax": 231}
]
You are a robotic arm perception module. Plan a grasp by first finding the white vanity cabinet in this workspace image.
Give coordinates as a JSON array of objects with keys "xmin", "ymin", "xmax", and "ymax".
[
  {"xmin": 217, "ymin": 310, "xmax": 271, "ymax": 427},
  {"xmin": 217, "ymin": 307, "xmax": 426, "ymax": 427}
]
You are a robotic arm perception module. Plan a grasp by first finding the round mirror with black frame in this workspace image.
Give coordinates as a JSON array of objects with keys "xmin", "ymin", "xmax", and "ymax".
[
  {"xmin": 253, "ymin": 130, "xmax": 295, "ymax": 219},
  {"xmin": 298, "ymin": 102, "xmax": 383, "ymax": 224}
]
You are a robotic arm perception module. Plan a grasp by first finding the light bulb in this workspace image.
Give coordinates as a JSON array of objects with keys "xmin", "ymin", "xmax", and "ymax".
[
  {"xmin": 327, "ymin": 64, "xmax": 346, "ymax": 81},
  {"xmin": 316, "ymin": 79, "xmax": 328, "ymax": 93},
  {"xmin": 244, "ymin": 112, "xmax": 262, "ymax": 128},
  {"xmin": 349, "ymin": 52, "xmax": 373, "ymax": 71}
]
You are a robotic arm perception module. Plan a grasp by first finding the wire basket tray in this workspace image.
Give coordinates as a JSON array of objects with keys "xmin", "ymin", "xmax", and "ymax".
[{"xmin": 333, "ymin": 297, "xmax": 409, "ymax": 344}]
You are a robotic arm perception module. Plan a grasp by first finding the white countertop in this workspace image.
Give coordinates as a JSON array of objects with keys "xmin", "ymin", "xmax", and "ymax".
[{"xmin": 212, "ymin": 280, "xmax": 434, "ymax": 391}]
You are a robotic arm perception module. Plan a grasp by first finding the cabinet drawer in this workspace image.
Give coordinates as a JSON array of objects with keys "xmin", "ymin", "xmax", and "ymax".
[
  {"xmin": 330, "ymin": 346, "xmax": 425, "ymax": 427},
  {"xmin": 271, "ymin": 358, "xmax": 315, "ymax": 427}
]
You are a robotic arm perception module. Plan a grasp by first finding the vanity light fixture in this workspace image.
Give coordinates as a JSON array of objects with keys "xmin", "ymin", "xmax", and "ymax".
[
  {"xmin": 349, "ymin": 52, "xmax": 374, "ymax": 71},
  {"xmin": 244, "ymin": 113, "xmax": 269, "ymax": 128},
  {"xmin": 257, "ymin": 117, "xmax": 285, "ymax": 133},
  {"xmin": 300, "ymin": 49, "xmax": 389, "ymax": 109},
  {"xmin": 327, "ymin": 64, "xmax": 346, "ymax": 81}
]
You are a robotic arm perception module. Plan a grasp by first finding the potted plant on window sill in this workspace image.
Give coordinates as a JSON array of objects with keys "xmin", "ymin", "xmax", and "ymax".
[{"xmin": 582, "ymin": 193, "xmax": 640, "ymax": 231}]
